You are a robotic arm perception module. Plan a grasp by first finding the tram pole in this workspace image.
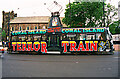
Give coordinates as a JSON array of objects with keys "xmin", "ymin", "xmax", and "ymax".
[
  {"xmin": 103, "ymin": 0, "xmax": 105, "ymax": 27},
  {"xmin": 69, "ymin": 0, "xmax": 71, "ymax": 28}
]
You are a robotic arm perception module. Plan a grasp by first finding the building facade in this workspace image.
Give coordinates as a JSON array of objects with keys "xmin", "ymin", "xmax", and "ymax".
[
  {"xmin": 2, "ymin": 11, "xmax": 17, "ymax": 41},
  {"xmin": 9, "ymin": 16, "xmax": 67, "ymax": 41},
  {"xmin": 10, "ymin": 16, "xmax": 67, "ymax": 32}
]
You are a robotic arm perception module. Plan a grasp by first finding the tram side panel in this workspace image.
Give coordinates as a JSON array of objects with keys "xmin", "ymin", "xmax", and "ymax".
[
  {"xmin": 9, "ymin": 41, "xmax": 48, "ymax": 54},
  {"xmin": 8, "ymin": 40, "xmax": 113, "ymax": 54},
  {"xmin": 61, "ymin": 40, "xmax": 114, "ymax": 54}
]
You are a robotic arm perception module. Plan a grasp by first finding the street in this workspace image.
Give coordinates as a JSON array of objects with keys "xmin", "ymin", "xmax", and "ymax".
[{"xmin": 1, "ymin": 51, "xmax": 119, "ymax": 77}]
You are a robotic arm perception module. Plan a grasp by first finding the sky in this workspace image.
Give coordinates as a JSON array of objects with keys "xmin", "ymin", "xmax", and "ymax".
[{"xmin": 0, "ymin": 0, "xmax": 120, "ymax": 28}]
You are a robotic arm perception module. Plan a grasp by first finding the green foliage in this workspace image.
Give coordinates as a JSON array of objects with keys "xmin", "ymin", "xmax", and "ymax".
[
  {"xmin": 109, "ymin": 22, "xmax": 117, "ymax": 34},
  {"xmin": 109, "ymin": 21, "xmax": 120, "ymax": 34},
  {"xmin": 75, "ymin": 0, "xmax": 107, "ymax": 2},
  {"xmin": 0, "ymin": 27, "xmax": 1, "ymax": 34},
  {"xmin": 62, "ymin": 1, "xmax": 118, "ymax": 28},
  {"xmin": 62, "ymin": 2, "xmax": 103, "ymax": 28},
  {"xmin": 2, "ymin": 30, "xmax": 6, "ymax": 41},
  {"xmin": 105, "ymin": 3, "xmax": 118, "ymax": 27},
  {"xmin": 115, "ymin": 27, "xmax": 120, "ymax": 34}
]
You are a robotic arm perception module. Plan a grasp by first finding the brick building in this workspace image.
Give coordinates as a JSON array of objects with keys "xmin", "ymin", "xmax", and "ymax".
[
  {"xmin": 2, "ymin": 11, "xmax": 17, "ymax": 41},
  {"xmin": 10, "ymin": 16, "xmax": 67, "ymax": 32}
]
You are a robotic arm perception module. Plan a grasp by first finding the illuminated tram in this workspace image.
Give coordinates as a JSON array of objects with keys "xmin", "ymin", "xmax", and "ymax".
[
  {"xmin": 7, "ymin": 1, "xmax": 114, "ymax": 54},
  {"xmin": 8, "ymin": 12, "xmax": 114, "ymax": 54}
]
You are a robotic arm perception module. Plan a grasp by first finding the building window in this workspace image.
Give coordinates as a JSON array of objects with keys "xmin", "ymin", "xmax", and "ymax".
[
  {"xmin": 35, "ymin": 26, "xmax": 37, "ymax": 29},
  {"xmin": 12, "ymin": 27, "xmax": 14, "ymax": 31},
  {"xmin": 27, "ymin": 27, "xmax": 29, "ymax": 30},
  {"xmin": 19, "ymin": 27, "xmax": 22, "ymax": 31},
  {"xmin": 43, "ymin": 26, "xmax": 46, "ymax": 29},
  {"xmin": 38, "ymin": 26, "xmax": 40, "ymax": 29}
]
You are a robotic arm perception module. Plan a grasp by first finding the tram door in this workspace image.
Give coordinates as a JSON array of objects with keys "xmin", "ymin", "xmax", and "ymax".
[{"xmin": 48, "ymin": 35, "xmax": 60, "ymax": 47}]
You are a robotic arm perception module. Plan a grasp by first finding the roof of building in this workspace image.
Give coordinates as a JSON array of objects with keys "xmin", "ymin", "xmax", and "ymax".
[
  {"xmin": 10, "ymin": 16, "xmax": 67, "ymax": 27},
  {"xmin": 10, "ymin": 16, "xmax": 50, "ymax": 24}
]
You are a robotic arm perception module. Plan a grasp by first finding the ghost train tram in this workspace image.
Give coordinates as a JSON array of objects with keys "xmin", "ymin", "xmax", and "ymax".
[{"xmin": 7, "ymin": 11, "xmax": 114, "ymax": 55}]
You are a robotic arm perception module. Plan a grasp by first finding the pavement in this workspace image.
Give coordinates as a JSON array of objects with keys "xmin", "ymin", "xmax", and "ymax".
[
  {"xmin": 0, "ymin": 57, "xmax": 1, "ymax": 79},
  {"xmin": 1, "ymin": 51, "xmax": 119, "ymax": 77},
  {"xmin": 113, "ymin": 44, "xmax": 120, "ymax": 51}
]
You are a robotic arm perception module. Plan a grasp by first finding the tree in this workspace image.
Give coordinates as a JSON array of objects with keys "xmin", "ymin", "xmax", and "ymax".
[
  {"xmin": 62, "ymin": 1, "xmax": 104, "ymax": 27},
  {"xmin": 2, "ymin": 30, "xmax": 6, "ymax": 41},
  {"xmin": 109, "ymin": 21, "xmax": 120, "ymax": 34},
  {"xmin": 114, "ymin": 20, "xmax": 120, "ymax": 34},
  {"xmin": 109, "ymin": 21, "xmax": 117, "ymax": 34},
  {"xmin": 62, "ymin": 0, "xmax": 118, "ymax": 28},
  {"xmin": 105, "ymin": 3, "xmax": 118, "ymax": 27}
]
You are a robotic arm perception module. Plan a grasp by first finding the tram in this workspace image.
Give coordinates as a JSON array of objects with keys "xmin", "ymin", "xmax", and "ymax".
[{"xmin": 7, "ymin": 11, "xmax": 114, "ymax": 55}]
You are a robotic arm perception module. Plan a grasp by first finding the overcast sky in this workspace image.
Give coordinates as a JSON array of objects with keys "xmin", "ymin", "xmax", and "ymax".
[{"xmin": 0, "ymin": 0, "xmax": 120, "ymax": 28}]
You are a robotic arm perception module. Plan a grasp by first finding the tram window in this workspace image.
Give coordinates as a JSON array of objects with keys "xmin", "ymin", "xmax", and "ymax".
[
  {"xmin": 28, "ymin": 35, "xmax": 31, "ymax": 41},
  {"xmin": 70, "ymin": 37, "xmax": 75, "ymax": 40},
  {"xmin": 96, "ymin": 33, "xmax": 106, "ymax": 40},
  {"xmin": 12, "ymin": 36, "xmax": 17, "ymax": 41},
  {"xmin": 86, "ymin": 34, "xmax": 95, "ymax": 40},
  {"xmin": 33, "ymin": 35, "xmax": 41, "ymax": 41},
  {"xmin": 34, "ymin": 36, "xmax": 37, "ymax": 41},
  {"xmin": 67, "ymin": 34, "xmax": 76, "ymax": 40},
  {"xmin": 42, "ymin": 35, "xmax": 46, "ymax": 40},
  {"xmin": 106, "ymin": 34, "xmax": 110, "ymax": 40},
  {"xmin": 96, "ymin": 33, "xmax": 101, "ymax": 40},
  {"xmin": 62, "ymin": 35, "xmax": 67, "ymax": 40},
  {"xmin": 25, "ymin": 36, "xmax": 27, "ymax": 41},
  {"xmin": 67, "ymin": 37, "xmax": 71, "ymax": 40},
  {"xmin": 77, "ymin": 34, "xmax": 80, "ymax": 40},
  {"xmin": 60, "ymin": 36, "xmax": 62, "ymax": 40},
  {"xmin": 80, "ymin": 34, "xmax": 85, "ymax": 40},
  {"xmin": 18, "ymin": 36, "xmax": 25, "ymax": 41},
  {"xmin": 100, "ymin": 33, "xmax": 106, "ymax": 40},
  {"xmin": 22, "ymin": 36, "xmax": 26, "ymax": 41}
]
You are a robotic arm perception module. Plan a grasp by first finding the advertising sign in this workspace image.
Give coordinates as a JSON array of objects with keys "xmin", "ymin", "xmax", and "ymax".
[
  {"xmin": 62, "ymin": 28, "xmax": 105, "ymax": 33},
  {"xmin": 11, "ymin": 40, "xmax": 110, "ymax": 53},
  {"xmin": 12, "ymin": 29, "xmax": 47, "ymax": 35}
]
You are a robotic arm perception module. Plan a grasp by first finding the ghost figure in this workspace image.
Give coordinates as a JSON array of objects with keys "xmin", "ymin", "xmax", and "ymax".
[
  {"xmin": 99, "ymin": 41, "xmax": 106, "ymax": 51},
  {"xmin": 99, "ymin": 47, "xmax": 103, "ymax": 51},
  {"xmin": 52, "ymin": 17, "xmax": 58, "ymax": 26}
]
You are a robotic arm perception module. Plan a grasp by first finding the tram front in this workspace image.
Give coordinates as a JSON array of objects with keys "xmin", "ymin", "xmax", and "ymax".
[{"xmin": 46, "ymin": 12, "xmax": 62, "ymax": 54}]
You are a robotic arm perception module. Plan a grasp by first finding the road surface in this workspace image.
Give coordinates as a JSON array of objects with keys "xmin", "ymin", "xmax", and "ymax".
[{"xmin": 1, "ymin": 51, "xmax": 119, "ymax": 77}]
